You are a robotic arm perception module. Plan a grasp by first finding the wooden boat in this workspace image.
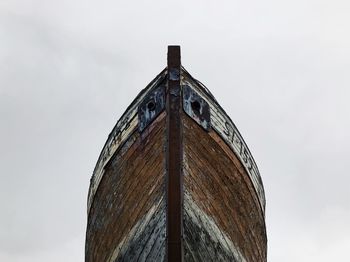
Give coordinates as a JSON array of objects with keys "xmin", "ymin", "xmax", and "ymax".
[{"xmin": 85, "ymin": 46, "xmax": 267, "ymax": 262}]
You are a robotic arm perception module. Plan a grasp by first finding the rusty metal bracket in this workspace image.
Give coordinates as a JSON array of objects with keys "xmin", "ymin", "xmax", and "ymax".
[
  {"xmin": 138, "ymin": 85, "xmax": 166, "ymax": 132},
  {"xmin": 183, "ymin": 85, "xmax": 211, "ymax": 131}
]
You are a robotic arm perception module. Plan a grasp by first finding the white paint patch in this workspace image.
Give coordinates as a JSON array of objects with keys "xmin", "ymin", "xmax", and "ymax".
[
  {"xmin": 107, "ymin": 197, "xmax": 164, "ymax": 262},
  {"xmin": 184, "ymin": 191, "xmax": 247, "ymax": 262}
]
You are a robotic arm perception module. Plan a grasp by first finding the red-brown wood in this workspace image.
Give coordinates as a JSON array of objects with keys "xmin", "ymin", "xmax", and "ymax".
[
  {"xmin": 86, "ymin": 48, "xmax": 267, "ymax": 262},
  {"xmin": 86, "ymin": 113, "xmax": 166, "ymax": 261},
  {"xmin": 183, "ymin": 113, "xmax": 267, "ymax": 261}
]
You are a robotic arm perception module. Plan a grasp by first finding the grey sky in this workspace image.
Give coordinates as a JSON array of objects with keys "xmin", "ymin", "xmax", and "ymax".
[{"xmin": 1, "ymin": 0, "xmax": 349, "ymax": 261}]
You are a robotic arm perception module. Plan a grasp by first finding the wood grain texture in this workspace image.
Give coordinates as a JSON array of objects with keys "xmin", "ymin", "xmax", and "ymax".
[
  {"xmin": 166, "ymin": 46, "xmax": 183, "ymax": 261},
  {"xmin": 183, "ymin": 113, "xmax": 267, "ymax": 262},
  {"xmin": 86, "ymin": 66, "xmax": 267, "ymax": 262},
  {"xmin": 86, "ymin": 112, "xmax": 166, "ymax": 262},
  {"xmin": 184, "ymin": 192, "xmax": 246, "ymax": 262},
  {"xmin": 181, "ymin": 69, "xmax": 266, "ymax": 214},
  {"xmin": 88, "ymin": 70, "xmax": 167, "ymax": 213}
]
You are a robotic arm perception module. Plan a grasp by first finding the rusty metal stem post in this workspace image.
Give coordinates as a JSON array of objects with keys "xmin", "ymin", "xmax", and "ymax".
[{"xmin": 166, "ymin": 45, "xmax": 183, "ymax": 261}]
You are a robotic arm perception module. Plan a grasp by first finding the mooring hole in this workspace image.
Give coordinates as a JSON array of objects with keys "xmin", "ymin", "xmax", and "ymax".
[
  {"xmin": 147, "ymin": 100, "xmax": 156, "ymax": 111},
  {"xmin": 191, "ymin": 100, "xmax": 201, "ymax": 114}
]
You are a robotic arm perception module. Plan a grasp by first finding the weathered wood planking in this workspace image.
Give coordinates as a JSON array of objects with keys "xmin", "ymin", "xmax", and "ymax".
[
  {"xmin": 85, "ymin": 112, "xmax": 166, "ymax": 262},
  {"xmin": 183, "ymin": 113, "xmax": 267, "ymax": 262},
  {"xmin": 87, "ymin": 70, "xmax": 167, "ymax": 214},
  {"xmin": 184, "ymin": 192, "xmax": 246, "ymax": 262},
  {"xmin": 181, "ymin": 69, "xmax": 266, "ymax": 215},
  {"xmin": 86, "ymin": 53, "xmax": 267, "ymax": 262}
]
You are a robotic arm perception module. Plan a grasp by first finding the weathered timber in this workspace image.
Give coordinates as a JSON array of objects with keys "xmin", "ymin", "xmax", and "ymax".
[
  {"xmin": 86, "ymin": 113, "xmax": 166, "ymax": 261},
  {"xmin": 86, "ymin": 47, "xmax": 267, "ymax": 262},
  {"xmin": 87, "ymin": 70, "xmax": 167, "ymax": 214},
  {"xmin": 166, "ymin": 46, "xmax": 183, "ymax": 262},
  {"xmin": 183, "ymin": 113, "xmax": 266, "ymax": 261},
  {"xmin": 181, "ymin": 69, "xmax": 265, "ymax": 214}
]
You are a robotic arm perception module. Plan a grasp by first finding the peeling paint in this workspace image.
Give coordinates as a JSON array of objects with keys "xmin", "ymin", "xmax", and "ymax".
[
  {"xmin": 182, "ymin": 113, "xmax": 267, "ymax": 261},
  {"xmin": 138, "ymin": 86, "xmax": 166, "ymax": 132},
  {"xmin": 182, "ymin": 85, "xmax": 211, "ymax": 131},
  {"xmin": 86, "ymin": 62, "xmax": 266, "ymax": 262},
  {"xmin": 184, "ymin": 192, "xmax": 247, "ymax": 262},
  {"xmin": 108, "ymin": 197, "xmax": 166, "ymax": 262},
  {"xmin": 87, "ymin": 70, "xmax": 167, "ymax": 214},
  {"xmin": 181, "ymin": 68, "xmax": 266, "ymax": 215}
]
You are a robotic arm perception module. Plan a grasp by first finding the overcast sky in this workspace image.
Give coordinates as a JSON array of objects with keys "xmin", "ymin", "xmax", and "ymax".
[{"xmin": 1, "ymin": 1, "xmax": 350, "ymax": 261}]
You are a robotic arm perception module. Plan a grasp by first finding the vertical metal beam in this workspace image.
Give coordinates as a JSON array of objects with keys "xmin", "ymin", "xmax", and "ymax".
[{"xmin": 166, "ymin": 45, "xmax": 183, "ymax": 261}]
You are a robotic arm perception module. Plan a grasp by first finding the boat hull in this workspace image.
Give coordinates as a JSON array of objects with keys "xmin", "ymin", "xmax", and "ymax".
[{"xmin": 86, "ymin": 50, "xmax": 266, "ymax": 261}]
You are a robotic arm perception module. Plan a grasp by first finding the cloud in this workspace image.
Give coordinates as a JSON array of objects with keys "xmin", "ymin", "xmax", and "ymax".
[
  {"xmin": 1, "ymin": 0, "xmax": 350, "ymax": 261},
  {"xmin": 0, "ymin": 236, "xmax": 83, "ymax": 262}
]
